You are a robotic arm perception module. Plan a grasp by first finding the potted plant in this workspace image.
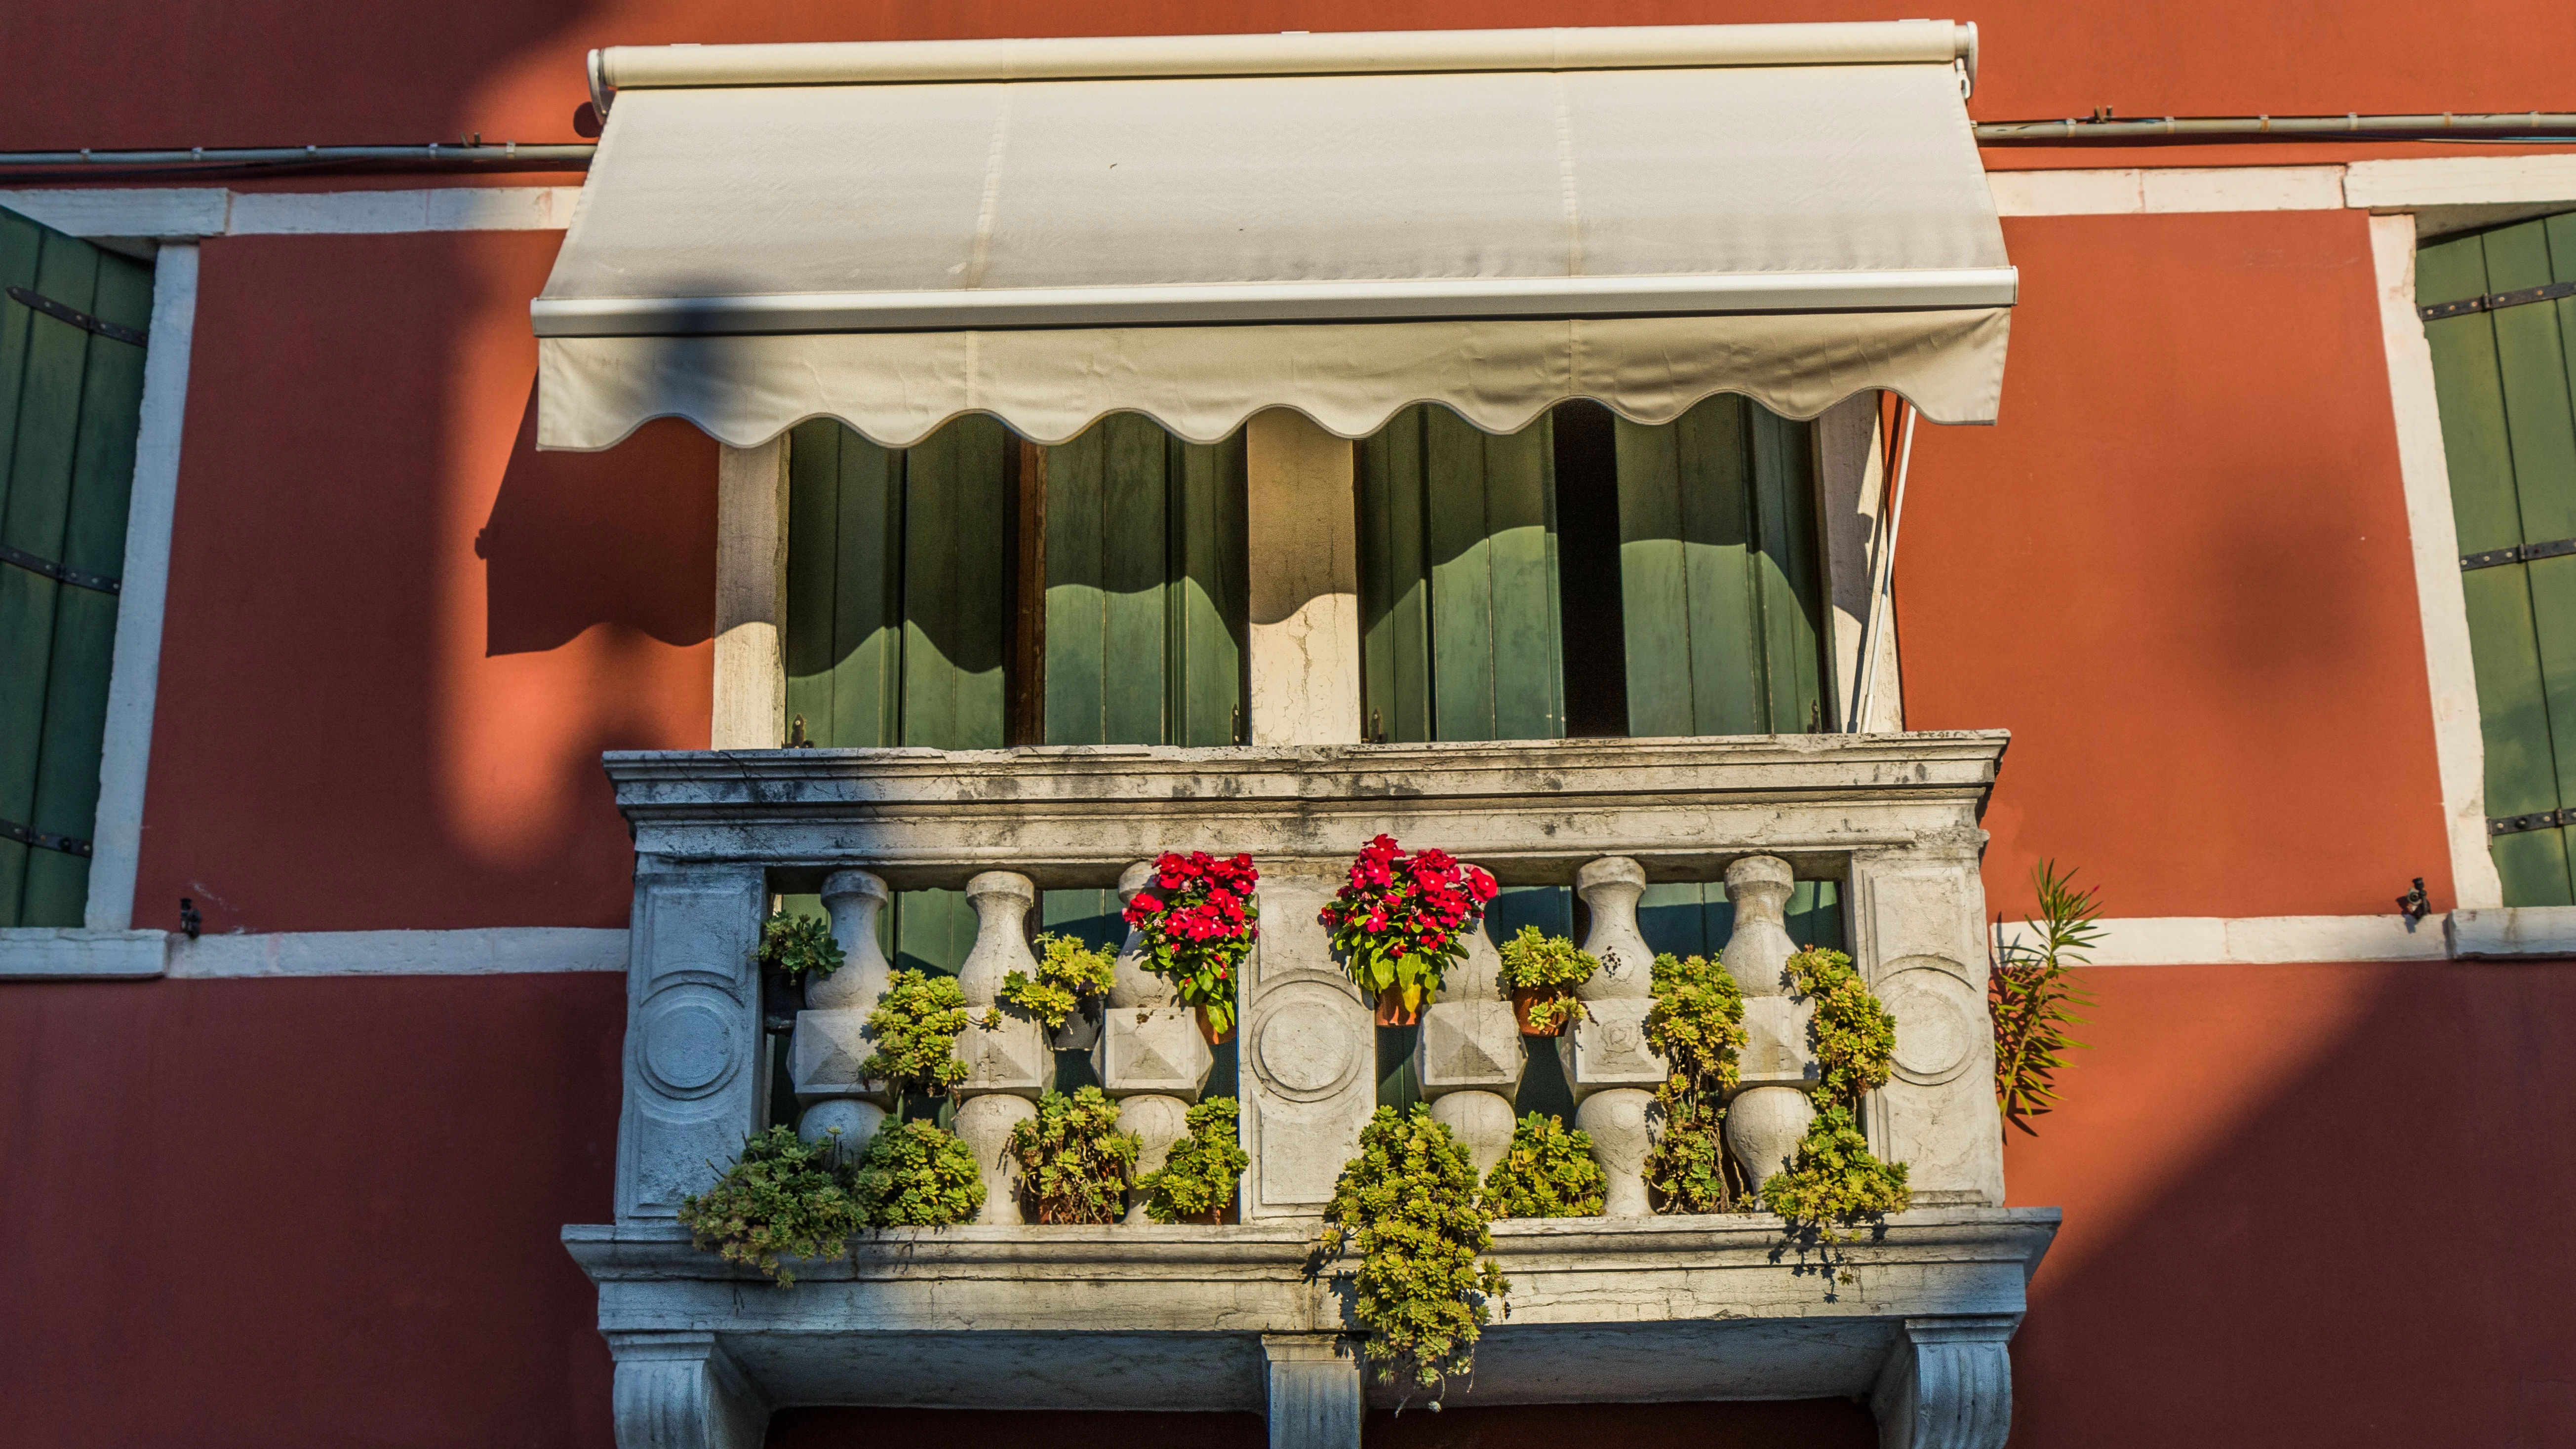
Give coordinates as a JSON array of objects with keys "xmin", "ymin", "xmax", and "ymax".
[
  {"xmin": 1005, "ymin": 1086, "xmax": 1142, "ymax": 1224},
  {"xmin": 1138, "ymin": 1097, "xmax": 1248, "ymax": 1223},
  {"xmin": 851, "ymin": 1118, "xmax": 987, "ymax": 1226},
  {"xmin": 1641, "ymin": 950, "xmax": 1747, "ymax": 1213},
  {"xmin": 1315, "ymin": 1105, "xmax": 1508, "ymax": 1401},
  {"xmin": 676, "ymin": 1125, "xmax": 868, "ymax": 1284},
  {"xmin": 1123, "ymin": 851, "xmax": 1260, "ymax": 1043},
  {"xmin": 1318, "ymin": 834, "xmax": 1497, "ymax": 1025},
  {"xmin": 757, "ymin": 910, "xmax": 845, "ymax": 1034},
  {"xmin": 1479, "ymin": 1112, "xmax": 1606, "ymax": 1217},
  {"xmin": 1002, "ymin": 932, "xmax": 1117, "ymax": 1050},
  {"xmin": 1494, "ymin": 926, "xmax": 1597, "ymax": 1036}
]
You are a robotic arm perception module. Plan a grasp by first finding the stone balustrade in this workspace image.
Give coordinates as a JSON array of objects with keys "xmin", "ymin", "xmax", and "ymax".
[{"xmin": 589, "ymin": 733, "xmax": 2040, "ymax": 1449}]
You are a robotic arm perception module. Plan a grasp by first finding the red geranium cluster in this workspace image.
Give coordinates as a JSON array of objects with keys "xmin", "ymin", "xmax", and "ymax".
[
  {"xmin": 1124, "ymin": 851, "xmax": 1260, "ymax": 1035},
  {"xmin": 1318, "ymin": 835, "xmax": 1499, "ymax": 1010}
]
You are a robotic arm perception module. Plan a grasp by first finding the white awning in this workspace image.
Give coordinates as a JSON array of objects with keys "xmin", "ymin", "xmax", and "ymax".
[{"xmin": 535, "ymin": 22, "xmax": 2014, "ymax": 451}]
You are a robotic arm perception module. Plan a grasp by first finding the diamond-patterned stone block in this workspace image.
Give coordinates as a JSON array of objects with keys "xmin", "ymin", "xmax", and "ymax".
[
  {"xmin": 789, "ymin": 1009, "xmax": 882, "ymax": 1102},
  {"xmin": 957, "ymin": 1006, "xmax": 1053, "ymax": 1098},
  {"xmin": 1413, "ymin": 999, "xmax": 1524, "ymax": 1098},
  {"xmin": 1735, "ymin": 995, "xmax": 1820, "ymax": 1092},
  {"xmin": 1554, "ymin": 996, "xmax": 1668, "ymax": 1104},
  {"xmin": 1093, "ymin": 1006, "xmax": 1214, "ymax": 1100}
]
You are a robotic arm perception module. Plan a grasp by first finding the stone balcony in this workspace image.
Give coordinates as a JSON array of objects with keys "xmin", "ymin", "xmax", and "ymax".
[{"xmin": 578, "ymin": 732, "xmax": 2053, "ymax": 1449}]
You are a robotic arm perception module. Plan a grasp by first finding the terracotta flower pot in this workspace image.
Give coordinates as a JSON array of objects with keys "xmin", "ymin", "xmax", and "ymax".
[
  {"xmin": 1375, "ymin": 987, "xmax": 1420, "ymax": 1027},
  {"xmin": 1511, "ymin": 985, "xmax": 1572, "ymax": 1037},
  {"xmin": 1194, "ymin": 1005, "xmax": 1236, "ymax": 1045}
]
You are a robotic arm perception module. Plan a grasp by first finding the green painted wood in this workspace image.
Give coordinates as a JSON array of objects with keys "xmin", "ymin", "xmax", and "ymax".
[
  {"xmin": 2423, "ymin": 223, "xmax": 2576, "ymax": 904},
  {"xmin": 901, "ymin": 414, "xmax": 1009, "ymax": 751},
  {"xmin": 1357, "ymin": 407, "xmax": 1431, "ymax": 742},
  {"xmin": 1615, "ymin": 395, "xmax": 1827, "ymax": 740},
  {"xmin": 1042, "ymin": 421, "xmax": 1109, "ymax": 743},
  {"xmin": 785, "ymin": 419, "xmax": 905, "ymax": 749},
  {"xmin": 1171, "ymin": 430, "xmax": 1248, "ymax": 746},
  {"xmin": 0, "ymin": 213, "xmax": 147, "ymax": 927}
]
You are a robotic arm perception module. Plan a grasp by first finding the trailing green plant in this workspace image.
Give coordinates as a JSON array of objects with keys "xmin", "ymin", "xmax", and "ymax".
[
  {"xmin": 1640, "ymin": 951, "xmax": 1747, "ymax": 1213},
  {"xmin": 1758, "ymin": 1103, "xmax": 1910, "ymax": 1245},
  {"xmin": 1782, "ymin": 945, "xmax": 1897, "ymax": 1102},
  {"xmin": 759, "ymin": 910, "xmax": 845, "ymax": 981},
  {"xmin": 1762, "ymin": 945, "xmax": 1908, "ymax": 1261},
  {"xmin": 1989, "ymin": 859, "xmax": 2101, "ymax": 1136},
  {"xmin": 1139, "ymin": 1097, "xmax": 1249, "ymax": 1223},
  {"xmin": 676, "ymin": 1125, "xmax": 865, "ymax": 1284},
  {"xmin": 1494, "ymin": 927, "xmax": 1597, "ymax": 1033},
  {"xmin": 1479, "ymin": 1113, "xmax": 1606, "ymax": 1218},
  {"xmin": 1006, "ymin": 1086, "xmax": 1141, "ymax": 1224},
  {"xmin": 851, "ymin": 1118, "xmax": 987, "ymax": 1226},
  {"xmin": 1315, "ymin": 1106, "xmax": 1508, "ymax": 1394},
  {"xmin": 1000, "ymin": 932, "xmax": 1117, "ymax": 1031},
  {"xmin": 858, "ymin": 968, "xmax": 971, "ymax": 1097}
]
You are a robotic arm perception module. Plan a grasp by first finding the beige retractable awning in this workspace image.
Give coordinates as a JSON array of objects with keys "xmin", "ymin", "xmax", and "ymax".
[{"xmin": 535, "ymin": 22, "xmax": 2014, "ymax": 451}]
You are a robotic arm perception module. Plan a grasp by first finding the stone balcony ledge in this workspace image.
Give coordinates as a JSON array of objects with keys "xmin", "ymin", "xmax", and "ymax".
[{"xmin": 565, "ymin": 1207, "xmax": 2056, "ymax": 1412}]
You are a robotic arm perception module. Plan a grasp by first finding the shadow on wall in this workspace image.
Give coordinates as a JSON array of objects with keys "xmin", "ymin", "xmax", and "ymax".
[
  {"xmin": 2004, "ymin": 960, "xmax": 2576, "ymax": 1448},
  {"xmin": 769, "ymin": 1401, "xmax": 1873, "ymax": 1449},
  {"xmin": 479, "ymin": 382, "xmax": 715, "ymax": 656}
]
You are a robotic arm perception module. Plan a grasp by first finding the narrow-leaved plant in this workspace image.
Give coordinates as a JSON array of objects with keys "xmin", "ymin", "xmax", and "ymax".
[{"xmin": 1989, "ymin": 859, "xmax": 2101, "ymax": 1135}]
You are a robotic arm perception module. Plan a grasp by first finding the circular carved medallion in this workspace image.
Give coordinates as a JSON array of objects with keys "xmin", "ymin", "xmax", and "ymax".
[
  {"xmin": 1251, "ymin": 981, "xmax": 1363, "ymax": 1102},
  {"xmin": 1878, "ymin": 957, "xmax": 1980, "ymax": 1087},
  {"xmin": 642, "ymin": 996, "xmax": 740, "ymax": 1097}
]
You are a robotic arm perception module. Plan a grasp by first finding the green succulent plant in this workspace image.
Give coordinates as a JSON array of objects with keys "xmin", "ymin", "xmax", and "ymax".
[
  {"xmin": 1641, "ymin": 951, "xmax": 1747, "ymax": 1213},
  {"xmin": 859, "ymin": 968, "xmax": 971, "ymax": 1097},
  {"xmin": 759, "ymin": 910, "xmax": 845, "ymax": 980},
  {"xmin": 1139, "ymin": 1097, "xmax": 1248, "ymax": 1223},
  {"xmin": 1007, "ymin": 1087, "xmax": 1141, "ymax": 1224},
  {"xmin": 1479, "ymin": 1113, "xmax": 1605, "ymax": 1218},
  {"xmin": 1316, "ymin": 1106, "xmax": 1508, "ymax": 1393},
  {"xmin": 851, "ymin": 1118, "xmax": 986, "ymax": 1227},
  {"xmin": 676, "ymin": 1125, "xmax": 865, "ymax": 1284},
  {"xmin": 1000, "ymin": 933, "xmax": 1118, "ymax": 1030},
  {"xmin": 1494, "ymin": 927, "xmax": 1597, "ymax": 1032}
]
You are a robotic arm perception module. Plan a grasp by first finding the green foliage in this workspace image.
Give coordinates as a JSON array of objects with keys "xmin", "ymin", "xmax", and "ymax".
[
  {"xmin": 1495, "ymin": 927, "xmax": 1597, "ymax": 1032},
  {"xmin": 860, "ymin": 969, "xmax": 971, "ymax": 1097},
  {"xmin": 1479, "ymin": 1113, "xmax": 1606, "ymax": 1218},
  {"xmin": 1001, "ymin": 933, "xmax": 1118, "ymax": 1030},
  {"xmin": 1783, "ymin": 946, "xmax": 1896, "ymax": 1101},
  {"xmin": 1990, "ymin": 860, "xmax": 2101, "ymax": 1135},
  {"xmin": 1642, "ymin": 951, "xmax": 1747, "ymax": 1213},
  {"xmin": 759, "ymin": 911, "xmax": 845, "ymax": 981},
  {"xmin": 1644, "ymin": 951, "xmax": 1746, "ymax": 1091},
  {"xmin": 1007, "ymin": 1087, "xmax": 1142, "ymax": 1224},
  {"xmin": 676, "ymin": 1126, "xmax": 864, "ymax": 1284},
  {"xmin": 1317, "ymin": 1106, "xmax": 1509, "ymax": 1391},
  {"xmin": 1760, "ymin": 1104, "xmax": 1911, "ymax": 1248},
  {"xmin": 1140, "ymin": 1097, "xmax": 1249, "ymax": 1223},
  {"xmin": 1644, "ymin": 1090, "xmax": 1734, "ymax": 1213},
  {"xmin": 852, "ymin": 1119, "xmax": 986, "ymax": 1226}
]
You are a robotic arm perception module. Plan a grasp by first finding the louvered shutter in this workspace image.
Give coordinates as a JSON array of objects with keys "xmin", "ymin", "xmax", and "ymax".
[{"xmin": 0, "ymin": 207, "xmax": 152, "ymax": 927}]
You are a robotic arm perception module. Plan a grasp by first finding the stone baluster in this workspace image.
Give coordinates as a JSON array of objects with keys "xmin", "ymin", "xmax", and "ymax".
[
  {"xmin": 1094, "ymin": 860, "xmax": 1214, "ymax": 1223},
  {"xmin": 1720, "ymin": 856, "xmax": 1820, "ymax": 1199},
  {"xmin": 953, "ymin": 871, "xmax": 1053, "ymax": 1224},
  {"xmin": 1413, "ymin": 874, "xmax": 1522, "ymax": 1179},
  {"xmin": 791, "ymin": 869, "xmax": 892, "ymax": 1156},
  {"xmin": 1558, "ymin": 857, "xmax": 1666, "ymax": 1215}
]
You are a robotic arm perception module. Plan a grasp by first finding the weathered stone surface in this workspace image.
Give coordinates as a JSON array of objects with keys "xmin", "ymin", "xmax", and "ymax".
[
  {"xmin": 564, "ymin": 1208, "xmax": 2057, "ymax": 1414},
  {"xmin": 1574, "ymin": 1087, "xmax": 1654, "ymax": 1216},
  {"xmin": 1238, "ymin": 862, "xmax": 1374, "ymax": 1220},
  {"xmin": 797, "ymin": 1099, "xmax": 884, "ymax": 1162},
  {"xmin": 957, "ymin": 871, "xmax": 1038, "ymax": 1007},
  {"xmin": 1429, "ymin": 1089, "xmax": 1516, "ymax": 1178},
  {"xmin": 1725, "ymin": 1085, "xmax": 1818, "ymax": 1189},
  {"xmin": 1721, "ymin": 855, "xmax": 1798, "ymax": 995},
  {"xmin": 808, "ymin": 869, "xmax": 890, "ymax": 1012},
  {"xmin": 1108, "ymin": 860, "xmax": 1179, "ymax": 1008},
  {"xmin": 1264, "ymin": 1334, "xmax": 1362, "ymax": 1449},
  {"xmin": 1117, "ymin": 1094, "xmax": 1193, "ymax": 1225},
  {"xmin": 788, "ymin": 1008, "xmax": 881, "ymax": 1101},
  {"xmin": 954, "ymin": 1093, "xmax": 1037, "ymax": 1225},
  {"xmin": 957, "ymin": 1007, "xmax": 1054, "ymax": 1098},
  {"xmin": 606, "ymin": 1332, "xmax": 765, "ymax": 1449},
  {"xmin": 1555, "ymin": 996, "xmax": 1667, "ymax": 1103},
  {"xmin": 1736, "ymin": 995, "xmax": 1821, "ymax": 1090},
  {"xmin": 1413, "ymin": 999, "xmax": 1524, "ymax": 1097},
  {"xmin": 1872, "ymin": 1316, "xmax": 2020, "ymax": 1449},
  {"xmin": 1850, "ymin": 852, "xmax": 2005, "ymax": 1207},
  {"xmin": 1095, "ymin": 1006, "xmax": 1214, "ymax": 1100},
  {"xmin": 1576, "ymin": 857, "xmax": 1652, "ymax": 998},
  {"xmin": 617, "ymin": 862, "xmax": 765, "ymax": 1224}
]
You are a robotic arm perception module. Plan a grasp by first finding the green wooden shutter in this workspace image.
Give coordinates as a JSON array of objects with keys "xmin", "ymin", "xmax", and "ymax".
[
  {"xmin": 2422, "ymin": 216, "xmax": 2576, "ymax": 906},
  {"xmin": 1613, "ymin": 394, "xmax": 1839, "ymax": 957},
  {"xmin": 1037, "ymin": 414, "xmax": 1249, "ymax": 958},
  {"xmin": 1358, "ymin": 404, "xmax": 1565, "ymax": 743},
  {"xmin": 0, "ymin": 209, "xmax": 152, "ymax": 928}
]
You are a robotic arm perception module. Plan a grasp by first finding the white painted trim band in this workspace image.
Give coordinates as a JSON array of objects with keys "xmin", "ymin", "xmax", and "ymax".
[
  {"xmin": 165, "ymin": 927, "xmax": 629, "ymax": 978},
  {"xmin": 1997, "ymin": 913, "xmax": 2448, "ymax": 965},
  {"xmin": 83, "ymin": 242, "xmax": 198, "ymax": 931},
  {"xmin": 0, "ymin": 186, "xmax": 583, "ymax": 240}
]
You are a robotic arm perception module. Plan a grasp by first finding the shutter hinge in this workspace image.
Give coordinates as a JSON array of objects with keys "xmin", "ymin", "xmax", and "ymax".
[
  {"xmin": 2489, "ymin": 808, "xmax": 2571, "ymax": 837},
  {"xmin": 2462, "ymin": 536, "xmax": 2576, "ymax": 571},
  {"xmin": 2420, "ymin": 279, "xmax": 2576, "ymax": 322},
  {"xmin": 1, "ymin": 815, "xmax": 92, "ymax": 858},
  {"xmin": 0, "ymin": 540, "xmax": 120, "ymax": 593},
  {"xmin": 4, "ymin": 284, "xmax": 148, "ymax": 346}
]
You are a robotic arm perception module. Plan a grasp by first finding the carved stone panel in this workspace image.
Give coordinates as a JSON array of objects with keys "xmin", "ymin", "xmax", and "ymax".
[
  {"xmin": 1851, "ymin": 854, "xmax": 2003, "ymax": 1207},
  {"xmin": 957, "ymin": 1007, "xmax": 1054, "ymax": 1098},
  {"xmin": 618, "ymin": 861, "xmax": 765, "ymax": 1222},
  {"xmin": 1095, "ymin": 1005, "xmax": 1215, "ymax": 1100},
  {"xmin": 1555, "ymin": 996, "xmax": 1668, "ymax": 1103},
  {"xmin": 1414, "ymin": 999, "xmax": 1524, "ymax": 1097},
  {"xmin": 788, "ymin": 1008, "xmax": 881, "ymax": 1102},
  {"xmin": 1240, "ymin": 864, "xmax": 1375, "ymax": 1218}
]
